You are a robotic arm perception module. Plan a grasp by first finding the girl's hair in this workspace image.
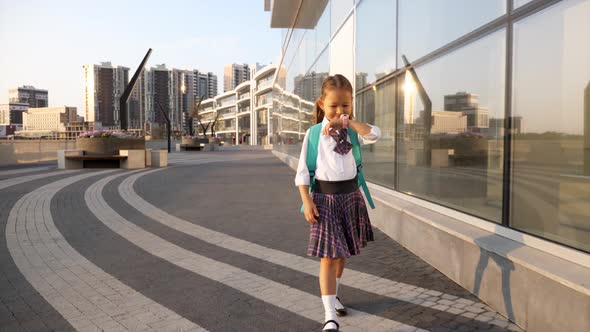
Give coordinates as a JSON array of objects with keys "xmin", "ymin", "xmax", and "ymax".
[{"xmin": 313, "ymin": 74, "xmax": 353, "ymax": 124}]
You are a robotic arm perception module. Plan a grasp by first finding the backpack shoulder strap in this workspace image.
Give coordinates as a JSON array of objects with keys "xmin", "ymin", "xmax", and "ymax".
[
  {"xmin": 306, "ymin": 123, "xmax": 322, "ymax": 174},
  {"xmin": 300, "ymin": 123, "xmax": 323, "ymax": 213},
  {"xmin": 348, "ymin": 130, "xmax": 376, "ymax": 209}
]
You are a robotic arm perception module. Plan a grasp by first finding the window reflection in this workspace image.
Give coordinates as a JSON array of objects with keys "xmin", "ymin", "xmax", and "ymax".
[
  {"xmin": 514, "ymin": 0, "xmax": 533, "ymax": 8},
  {"xmin": 273, "ymin": 44, "xmax": 330, "ymax": 157},
  {"xmin": 331, "ymin": 0, "xmax": 354, "ymax": 36},
  {"xmin": 316, "ymin": 1, "xmax": 331, "ymax": 56},
  {"xmin": 510, "ymin": 0, "xmax": 590, "ymax": 251},
  {"xmin": 356, "ymin": 0, "xmax": 396, "ymax": 88},
  {"xmin": 398, "ymin": 0, "xmax": 505, "ymax": 65},
  {"xmin": 396, "ymin": 30, "xmax": 506, "ymax": 223},
  {"xmin": 356, "ymin": 79, "xmax": 396, "ymax": 188}
]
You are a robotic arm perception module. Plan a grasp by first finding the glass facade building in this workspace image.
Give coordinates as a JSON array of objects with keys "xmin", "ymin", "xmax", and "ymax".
[{"xmin": 270, "ymin": 0, "xmax": 590, "ymax": 253}]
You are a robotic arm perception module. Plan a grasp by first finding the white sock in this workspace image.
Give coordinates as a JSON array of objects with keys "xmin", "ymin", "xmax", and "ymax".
[
  {"xmin": 321, "ymin": 295, "xmax": 338, "ymax": 330},
  {"xmin": 335, "ymin": 278, "xmax": 345, "ymax": 310}
]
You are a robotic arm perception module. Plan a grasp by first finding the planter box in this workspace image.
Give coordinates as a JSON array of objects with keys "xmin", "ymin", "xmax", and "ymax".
[{"xmin": 76, "ymin": 137, "xmax": 145, "ymax": 156}]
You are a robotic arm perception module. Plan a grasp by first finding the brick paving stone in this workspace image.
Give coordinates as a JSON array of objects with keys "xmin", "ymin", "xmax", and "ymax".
[{"xmin": 0, "ymin": 152, "xmax": 523, "ymax": 331}]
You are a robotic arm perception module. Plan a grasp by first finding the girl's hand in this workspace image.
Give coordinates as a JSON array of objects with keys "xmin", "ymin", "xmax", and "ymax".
[
  {"xmin": 322, "ymin": 118, "xmax": 344, "ymax": 135},
  {"xmin": 304, "ymin": 200, "xmax": 320, "ymax": 224}
]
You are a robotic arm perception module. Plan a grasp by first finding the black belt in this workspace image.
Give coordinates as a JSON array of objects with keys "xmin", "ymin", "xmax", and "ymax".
[{"xmin": 313, "ymin": 176, "xmax": 358, "ymax": 194}]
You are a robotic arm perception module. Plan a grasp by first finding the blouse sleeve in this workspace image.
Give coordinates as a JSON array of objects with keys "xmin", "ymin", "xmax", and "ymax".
[
  {"xmin": 358, "ymin": 124, "xmax": 381, "ymax": 146},
  {"xmin": 294, "ymin": 129, "xmax": 311, "ymax": 186}
]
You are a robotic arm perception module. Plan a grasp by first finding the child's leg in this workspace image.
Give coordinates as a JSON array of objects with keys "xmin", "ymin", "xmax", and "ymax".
[
  {"xmin": 335, "ymin": 257, "xmax": 345, "ymax": 278},
  {"xmin": 319, "ymin": 258, "xmax": 340, "ymax": 330},
  {"xmin": 319, "ymin": 258, "xmax": 339, "ymax": 295},
  {"xmin": 334, "ymin": 258, "xmax": 347, "ymax": 314}
]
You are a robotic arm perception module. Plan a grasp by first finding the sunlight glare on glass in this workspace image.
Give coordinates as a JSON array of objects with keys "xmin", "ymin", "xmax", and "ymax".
[{"xmin": 403, "ymin": 70, "xmax": 416, "ymax": 95}]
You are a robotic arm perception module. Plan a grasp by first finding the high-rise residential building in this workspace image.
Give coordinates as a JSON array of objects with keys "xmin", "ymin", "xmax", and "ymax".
[
  {"xmin": 128, "ymin": 74, "xmax": 144, "ymax": 130},
  {"xmin": 141, "ymin": 66, "xmax": 217, "ymax": 135},
  {"xmin": 83, "ymin": 62, "xmax": 129, "ymax": 128},
  {"xmin": 224, "ymin": 63, "xmax": 251, "ymax": 92},
  {"xmin": 9, "ymin": 86, "xmax": 48, "ymax": 108},
  {"xmin": 0, "ymin": 103, "xmax": 29, "ymax": 125},
  {"xmin": 194, "ymin": 70, "xmax": 218, "ymax": 100},
  {"xmin": 444, "ymin": 92, "xmax": 489, "ymax": 129},
  {"xmin": 171, "ymin": 69, "xmax": 195, "ymax": 132},
  {"xmin": 294, "ymin": 71, "xmax": 329, "ymax": 102},
  {"xmin": 144, "ymin": 64, "xmax": 171, "ymax": 126}
]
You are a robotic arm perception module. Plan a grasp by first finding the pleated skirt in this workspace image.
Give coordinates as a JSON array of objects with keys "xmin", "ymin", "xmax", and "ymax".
[{"xmin": 307, "ymin": 189, "xmax": 374, "ymax": 258}]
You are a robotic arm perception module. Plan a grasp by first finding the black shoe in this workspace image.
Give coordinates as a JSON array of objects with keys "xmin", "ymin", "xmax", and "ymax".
[
  {"xmin": 335, "ymin": 296, "xmax": 347, "ymax": 316},
  {"xmin": 322, "ymin": 319, "xmax": 339, "ymax": 332}
]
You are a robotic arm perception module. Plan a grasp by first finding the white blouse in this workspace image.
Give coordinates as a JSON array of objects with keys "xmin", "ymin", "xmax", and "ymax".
[{"xmin": 294, "ymin": 116, "xmax": 381, "ymax": 186}]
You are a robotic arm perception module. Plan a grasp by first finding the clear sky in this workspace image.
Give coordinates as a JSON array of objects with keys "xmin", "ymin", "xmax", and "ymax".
[{"xmin": 0, "ymin": 0, "xmax": 281, "ymax": 116}]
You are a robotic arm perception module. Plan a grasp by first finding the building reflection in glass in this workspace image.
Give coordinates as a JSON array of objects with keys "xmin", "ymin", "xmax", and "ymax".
[
  {"xmin": 396, "ymin": 30, "xmax": 506, "ymax": 224},
  {"xmin": 510, "ymin": 0, "xmax": 590, "ymax": 251}
]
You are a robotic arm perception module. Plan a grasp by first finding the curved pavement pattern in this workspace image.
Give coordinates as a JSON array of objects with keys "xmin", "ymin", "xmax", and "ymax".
[
  {"xmin": 117, "ymin": 168, "xmax": 515, "ymax": 330},
  {"xmin": 0, "ymin": 152, "xmax": 521, "ymax": 331},
  {"xmin": 6, "ymin": 170, "xmax": 205, "ymax": 332}
]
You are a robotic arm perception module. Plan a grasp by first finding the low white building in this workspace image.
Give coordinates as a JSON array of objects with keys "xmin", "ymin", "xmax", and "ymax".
[
  {"xmin": 23, "ymin": 106, "xmax": 77, "ymax": 131},
  {"xmin": 194, "ymin": 64, "xmax": 279, "ymax": 146}
]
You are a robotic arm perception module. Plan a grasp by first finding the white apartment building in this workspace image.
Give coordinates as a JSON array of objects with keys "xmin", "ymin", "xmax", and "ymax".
[
  {"xmin": 196, "ymin": 64, "xmax": 278, "ymax": 146},
  {"xmin": 22, "ymin": 106, "xmax": 77, "ymax": 131}
]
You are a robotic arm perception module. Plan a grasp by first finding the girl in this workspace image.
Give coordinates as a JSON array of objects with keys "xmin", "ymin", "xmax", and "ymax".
[{"xmin": 295, "ymin": 74, "xmax": 380, "ymax": 332}]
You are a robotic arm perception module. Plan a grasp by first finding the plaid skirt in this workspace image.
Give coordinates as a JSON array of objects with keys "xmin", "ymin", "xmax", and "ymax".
[{"xmin": 307, "ymin": 189, "xmax": 374, "ymax": 258}]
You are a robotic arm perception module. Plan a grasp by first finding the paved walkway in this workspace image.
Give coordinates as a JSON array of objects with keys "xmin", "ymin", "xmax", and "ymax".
[{"xmin": 0, "ymin": 151, "xmax": 521, "ymax": 331}]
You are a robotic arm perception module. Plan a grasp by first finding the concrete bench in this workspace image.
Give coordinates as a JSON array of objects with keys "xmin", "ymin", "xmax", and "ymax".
[
  {"xmin": 58, "ymin": 149, "xmax": 168, "ymax": 169},
  {"xmin": 65, "ymin": 155, "xmax": 128, "ymax": 169},
  {"xmin": 119, "ymin": 150, "xmax": 145, "ymax": 169},
  {"xmin": 150, "ymin": 149, "xmax": 168, "ymax": 167},
  {"xmin": 58, "ymin": 150, "xmax": 84, "ymax": 169},
  {"xmin": 58, "ymin": 149, "xmax": 146, "ymax": 169}
]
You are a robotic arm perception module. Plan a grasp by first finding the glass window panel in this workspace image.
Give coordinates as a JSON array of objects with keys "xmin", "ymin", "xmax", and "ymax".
[
  {"xmin": 398, "ymin": 0, "xmax": 505, "ymax": 65},
  {"xmin": 396, "ymin": 30, "xmax": 506, "ymax": 223},
  {"xmin": 304, "ymin": 30, "xmax": 316, "ymax": 74},
  {"xmin": 330, "ymin": 15, "xmax": 354, "ymax": 83},
  {"xmin": 331, "ymin": 0, "xmax": 354, "ymax": 36},
  {"xmin": 511, "ymin": 0, "xmax": 590, "ymax": 252},
  {"xmin": 284, "ymin": 29, "xmax": 305, "ymax": 74},
  {"xmin": 356, "ymin": 0, "xmax": 396, "ymax": 88},
  {"xmin": 356, "ymin": 79, "xmax": 396, "ymax": 188},
  {"xmin": 281, "ymin": 29, "xmax": 289, "ymax": 52},
  {"xmin": 274, "ymin": 33, "xmax": 327, "ymax": 157},
  {"xmin": 316, "ymin": 2, "xmax": 331, "ymax": 57},
  {"xmin": 514, "ymin": 0, "xmax": 533, "ymax": 8}
]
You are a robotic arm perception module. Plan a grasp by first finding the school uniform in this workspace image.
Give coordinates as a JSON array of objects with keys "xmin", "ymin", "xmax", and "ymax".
[{"xmin": 295, "ymin": 117, "xmax": 381, "ymax": 258}]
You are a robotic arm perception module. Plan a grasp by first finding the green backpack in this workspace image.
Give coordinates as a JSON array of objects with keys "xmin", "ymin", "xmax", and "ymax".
[{"xmin": 300, "ymin": 123, "xmax": 376, "ymax": 213}]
